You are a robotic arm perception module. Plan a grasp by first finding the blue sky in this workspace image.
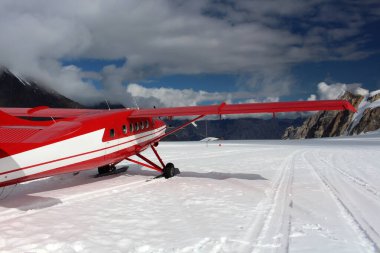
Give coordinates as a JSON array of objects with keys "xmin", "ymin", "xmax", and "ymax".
[{"xmin": 1, "ymin": 0, "xmax": 379, "ymax": 107}]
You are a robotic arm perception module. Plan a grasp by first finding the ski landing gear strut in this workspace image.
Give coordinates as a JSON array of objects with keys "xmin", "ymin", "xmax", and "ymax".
[
  {"xmin": 126, "ymin": 144, "xmax": 180, "ymax": 179},
  {"xmin": 96, "ymin": 164, "xmax": 129, "ymax": 178}
]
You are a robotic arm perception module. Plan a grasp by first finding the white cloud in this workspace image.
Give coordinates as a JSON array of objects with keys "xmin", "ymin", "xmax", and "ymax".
[
  {"xmin": 307, "ymin": 94, "xmax": 317, "ymax": 101},
  {"xmin": 354, "ymin": 87, "xmax": 371, "ymax": 97},
  {"xmin": 126, "ymin": 83, "xmax": 284, "ymax": 119},
  {"xmin": 317, "ymin": 82, "xmax": 369, "ymax": 100},
  {"xmin": 242, "ymin": 97, "xmax": 279, "ymax": 103},
  {"xmin": 127, "ymin": 83, "xmax": 258, "ymax": 108}
]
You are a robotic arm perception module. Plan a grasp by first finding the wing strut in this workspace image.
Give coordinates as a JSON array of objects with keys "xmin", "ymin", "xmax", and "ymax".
[
  {"xmin": 152, "ymin": 114, "xmax": 206, "ymax": 143},
  {"xmin": 126, "ymin": 151, "xmax": 163, "ymax": 172}
]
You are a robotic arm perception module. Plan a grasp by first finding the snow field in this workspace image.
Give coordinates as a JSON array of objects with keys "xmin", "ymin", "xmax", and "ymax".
[{"xmin": 0, "ymin": 135, "xmax": 379, "ymax": 253}]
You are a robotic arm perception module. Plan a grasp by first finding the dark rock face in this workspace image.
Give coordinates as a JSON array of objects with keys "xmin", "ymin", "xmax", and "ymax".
[
  {"xmin": 89, "ymin": 102, "xmax": 125, "ymax": 109},
  {"xmin": 282, "ymin": 91, "xmax": 380, "ymax": 139},
  {"xmin": 351, "ymin": 107, "xmax": 380, "ymax": 134},
  {"xmin": 0, "ymin": 68, "xmax": 82, "ymax": 108}
]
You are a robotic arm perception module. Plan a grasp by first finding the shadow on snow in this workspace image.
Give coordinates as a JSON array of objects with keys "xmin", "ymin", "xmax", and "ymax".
[{"xmin": 0, "ymin": 164, "xmax": 266, "ymax": 211}]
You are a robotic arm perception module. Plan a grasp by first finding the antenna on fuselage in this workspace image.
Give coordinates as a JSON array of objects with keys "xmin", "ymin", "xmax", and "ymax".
[
  {"xmin": 104, "ymin": 99, "xmax": 111, "ymax": 111},
  {"xmin": 132, "ymin": 96, "xmax": 140, "ymax": 110}
]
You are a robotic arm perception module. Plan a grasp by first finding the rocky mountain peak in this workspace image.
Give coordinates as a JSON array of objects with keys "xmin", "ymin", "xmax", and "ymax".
[
  {"xmin": 282, "ymin": 90, "xmax": 380, "ymax": 139},
  {"xmin": 340, "ymin": 91, "xmax": 365, "ymax": 106}
]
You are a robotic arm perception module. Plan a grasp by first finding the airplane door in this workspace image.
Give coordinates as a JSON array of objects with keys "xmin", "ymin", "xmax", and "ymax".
[{"xmin": 104, "ymin": 127, "xmax": 119, "ymax": 161}]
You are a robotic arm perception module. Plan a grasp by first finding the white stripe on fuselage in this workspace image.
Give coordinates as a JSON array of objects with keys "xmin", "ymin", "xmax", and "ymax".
[{"xmin": 0, "ymin": 125, "xmax": 166, "ymax": 183}]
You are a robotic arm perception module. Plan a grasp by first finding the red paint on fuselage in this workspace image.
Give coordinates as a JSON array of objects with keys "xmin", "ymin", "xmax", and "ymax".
[{"xmin": 0, "ymin": 109, "xmax": 166, "ymax": 187}]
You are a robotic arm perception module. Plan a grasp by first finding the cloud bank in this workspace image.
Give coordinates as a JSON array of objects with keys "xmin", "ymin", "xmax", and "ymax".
[
  {"xmin": 0, "ymin": 0, "xmax": 378, "ymax": 106},
  {"xmin": 299, "ymin": 81, "xmax": 370, "ymax": 115},
  {"xmin": 316, "ymin": 82, "xmax": 369, "ymax": 100},
  {"xmin": 127, "ymin": 83, "xmax": 263, "ymax": 108}
]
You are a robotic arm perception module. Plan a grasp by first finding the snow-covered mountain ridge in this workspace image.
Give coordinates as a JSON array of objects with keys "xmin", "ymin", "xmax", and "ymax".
[{"xmin": 283, "ymin": 91, "xmax": 380, "ymax": 139}]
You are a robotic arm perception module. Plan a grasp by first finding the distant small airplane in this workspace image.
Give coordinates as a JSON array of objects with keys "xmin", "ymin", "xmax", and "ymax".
[{"xmin": 0, "ymin": 100, "xmax": 355, "ymax": 187}]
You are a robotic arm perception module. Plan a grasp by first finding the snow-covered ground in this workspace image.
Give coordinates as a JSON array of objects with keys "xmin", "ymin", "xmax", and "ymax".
[{"xmin": 1, "ymin": 133, "xmax": 380, "ymax": 253}]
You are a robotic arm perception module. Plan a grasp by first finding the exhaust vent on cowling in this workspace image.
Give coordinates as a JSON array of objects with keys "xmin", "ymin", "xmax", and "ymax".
[{"xmin": 0, "ymin": 127, "xmax": 42, "ymax": 143}]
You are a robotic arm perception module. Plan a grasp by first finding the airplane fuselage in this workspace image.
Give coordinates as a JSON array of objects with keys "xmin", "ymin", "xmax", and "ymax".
[{"xmin": 0, "ymin": 110, "xmax": 166, "ymax": 187}]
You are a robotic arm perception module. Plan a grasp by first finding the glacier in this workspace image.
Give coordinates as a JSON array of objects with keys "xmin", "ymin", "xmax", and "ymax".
[{"xmin": 0, "ymin": 132, "xmax": 379, "ymax": 252}]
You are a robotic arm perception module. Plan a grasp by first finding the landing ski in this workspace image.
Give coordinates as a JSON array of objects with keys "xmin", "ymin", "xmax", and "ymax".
[{"xmin": 95, "ymin": 166, "xmax": 129, "ymax": 178}]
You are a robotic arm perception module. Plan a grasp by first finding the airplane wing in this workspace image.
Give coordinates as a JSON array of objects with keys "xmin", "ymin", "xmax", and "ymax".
[
  {"xmin": 0, "ymin": 100, "xmax": 355, "ymax": 120},
  {"xmin": 0, "ymin": 107, "xmax": 105, "ymax": 118},
  {"xmin": 129, "ymin": 100, "xmax": 356, "ymax": 118}
]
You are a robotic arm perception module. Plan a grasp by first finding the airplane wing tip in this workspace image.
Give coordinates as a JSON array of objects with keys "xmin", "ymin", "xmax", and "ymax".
[{"xmin": 342, "ymin": 100, "xmax": 357, "ymax": 112}]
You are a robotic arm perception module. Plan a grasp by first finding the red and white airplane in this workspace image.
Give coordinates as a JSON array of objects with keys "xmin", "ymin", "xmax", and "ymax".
[{"xmin": 0, "ymin": 100, "xmax": 356, "ymax": 187}]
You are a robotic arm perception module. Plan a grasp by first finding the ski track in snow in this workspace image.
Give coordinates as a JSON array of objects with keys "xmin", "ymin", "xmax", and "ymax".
[
  {"xmin": 304, "ymin": 151, "xmax": 378, "ymax": 252},
  {"xmin": 0, "ymin": 137, "xmax": 379, "ymax": 253},
  {"xmin": 323, "ymin": 153, "xmax": 380, "ymax": 199},
  {"xmin": 240, "ymin": 150, "xmax": 297, "ymax": 253},
  {"xmin": 320, "ymin": 159, "xmax": 380, "ymax": 248}
]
